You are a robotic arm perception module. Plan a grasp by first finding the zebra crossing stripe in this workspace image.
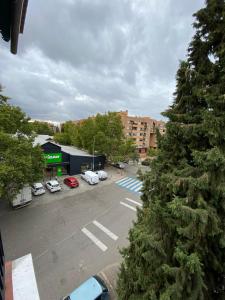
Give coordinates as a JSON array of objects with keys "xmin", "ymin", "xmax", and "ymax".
[
  {"xmin": 93, "ymin": 220, "xmax": 118, "ymax": 241},
  {"xmin": 134, "ymin": 185, "xmax": 143, "ymax": 192},
  {"xmin": 126, "ymin": 180, "xmax": 141, "ymax": 189},
  {"xmin": 119, "ymin": 178, "xmax": 135, "ymax": 186},
  {"xmin": 129, "ymin": 182, "xmax": 142, "ymax": 191},
  {"xmin": 125, "ymin": 198, "xmax": 142, "ymax": 207},
  {"xmin": 117, "ymin": 177, "xmax": 133, "ymax": 185},
  {"xmin": 120, "ymin": 201, "xmax": 137, "ymax": 212},
  {"xmin": 115, "ymin": 177, "xmax": 129, "ymax": 184}
]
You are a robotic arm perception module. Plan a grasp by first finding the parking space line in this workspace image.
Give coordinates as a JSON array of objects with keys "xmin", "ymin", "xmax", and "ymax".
[
  {"xmin": 115, "ymin": 177, "xmax": 129, "ymax": 184},
  {"xmin": 93, "ymin": 220, "xmax": 118, "ymax": 241},
  {"xmin": 125, "ymin": 198, "xmax": 142, "ymax": 207},
  {"xmin": 120, "ymin": 201, "xmax": 137, "ymax": 212},
  {"xmin": 81, "ymin": 228, "xmax": 108, "ymax": 252}
]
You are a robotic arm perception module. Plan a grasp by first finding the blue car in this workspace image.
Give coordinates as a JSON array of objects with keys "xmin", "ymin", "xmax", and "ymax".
[{"xmin": 63, "ymin": 275, "xmax": 110, "ymax": 300}]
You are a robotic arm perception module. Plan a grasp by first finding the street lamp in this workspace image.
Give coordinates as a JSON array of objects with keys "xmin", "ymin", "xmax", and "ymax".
[{"xmin": 92, "ymin": 136, "xmax": 95, "ymax": 171}]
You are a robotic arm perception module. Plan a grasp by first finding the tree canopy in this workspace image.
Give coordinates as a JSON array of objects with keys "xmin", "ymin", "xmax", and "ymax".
[
  {"xmin": 54, "ymin": 112, "xmax": 138, "ymax": 162},
  {"xmin": 117, "ymin": 1, "xmax": 225, "ymax": 299},
  {"xmin": 30, "ymin": 121, "xmax": 54, "ymax": 135},
  {"xmin": 0, "ymin": 86, "xmax": 44, "ymax": 202}
]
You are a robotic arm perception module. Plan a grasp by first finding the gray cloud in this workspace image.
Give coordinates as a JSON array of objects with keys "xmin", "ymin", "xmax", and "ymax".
[{"xmin": 0, "ymin": 0, "xmax": 205, "ymax": 122}]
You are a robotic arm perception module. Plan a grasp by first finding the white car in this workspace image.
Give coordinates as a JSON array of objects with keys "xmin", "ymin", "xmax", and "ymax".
[
  {"xmin": 31, "ymin": 183, "xmax": 46, "ymax": 196},
  {"xmin": 95, "ymin": 170, "xmax": 107, "ymax": 181},
  {"xmin": 81, "ymin": 171, "xmax": 99, "ymax": 185},
  {"xmin": 45, "ymin": 180, "xmax": 61, "ymax": 192}
]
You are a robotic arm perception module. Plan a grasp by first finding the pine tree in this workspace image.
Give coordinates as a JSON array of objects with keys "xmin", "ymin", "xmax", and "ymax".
[{"xmin": 117, "ymin": 1, "xmax": 225, "ymax": 299}]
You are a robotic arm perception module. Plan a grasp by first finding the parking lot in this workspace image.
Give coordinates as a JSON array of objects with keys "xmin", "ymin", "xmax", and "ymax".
[{"xmin": 0, "ymin": 164, "xmax": 145, "ymax": 300}]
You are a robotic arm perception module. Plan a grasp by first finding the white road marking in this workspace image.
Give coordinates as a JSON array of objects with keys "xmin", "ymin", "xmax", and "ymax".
[
  {"xmin": 115, "ymin": 177, "xmax": 129, "ymax": 184},
  {"xmin": 134, "ymin": 184, "xmax": 143, "ymax": 192},
  {"xmin": 93, "ymin": 220, "xmax": 118, "ymax": 241},
  {"xmin": 120, "ymin": 201, "xmax": 137, "ymax": 212},
  {"xmin": 125, "ymin": 198, "xmax": 142, "ymax": 207},
  {"xmin": 125, "ymin": 180, "xmax": 141, "ymax": 189},
  {"xmin": 120, "ymin": 178, "xmax": 136, "ymax": 187},
  {"xmin": 118, "ymin": 177, "xmax": 134, "ymax": 186},
  {"xmin": 81, "ymin": 228, "xmax": 108, "ymax": 252},
  {"xmin": 130, "ymin": 182, "xmax": 142, "ymax": 191}
]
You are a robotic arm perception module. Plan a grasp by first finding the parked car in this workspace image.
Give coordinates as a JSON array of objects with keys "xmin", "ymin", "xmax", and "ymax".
[
  {"xmin": 62, "ymin": 275, "xmax": 109, "ymax": 300},
  {"xmin": 11, "ymin": 186, "xmax": 32, "ymax": 209},
  {"xmin": 81, "ymin": 171, "xmax": 99, "ymax": 185},
  {"xmin": 112, "ymin": 162, "xmax": 126, "ymax": 169},
  {"xmin": 95, "ymin": 170, "xmax": 107, "ymax": 181},
  {"xmin": 64, "ymin": 177, "xmax": 79, "ymax": 188},
  {"xmin": 45, "ymin": 180, "xmax": 61, "ymax": 192},
  {"xmin": 141, "ymin": 158, "xmax": 151, "ymax": 166},
  {"xmin": 31, "ymin": 183, "xmax": 46, "ymax": 196}
]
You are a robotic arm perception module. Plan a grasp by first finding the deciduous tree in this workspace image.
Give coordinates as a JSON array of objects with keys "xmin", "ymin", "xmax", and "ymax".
[{"xmin": 0, "ymin": 87, "xmax": 44, "ymax": 202}]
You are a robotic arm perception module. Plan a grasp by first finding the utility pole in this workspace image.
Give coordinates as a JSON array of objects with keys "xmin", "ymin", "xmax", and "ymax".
[{"xmin": 92, "ymin": 136, "xmax": 95, "ymax": 171}]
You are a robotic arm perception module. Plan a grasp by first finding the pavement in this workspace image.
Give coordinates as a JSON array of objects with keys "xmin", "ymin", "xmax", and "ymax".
[{"xmin": 0, "ymin": 164, "xmax": 149, "ymax": 300}]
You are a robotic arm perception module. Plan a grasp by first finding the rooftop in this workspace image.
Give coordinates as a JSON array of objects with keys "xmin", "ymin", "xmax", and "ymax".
[{"xmin": 34, "ymin": 135, "xmax": 94, "ymax": 157}]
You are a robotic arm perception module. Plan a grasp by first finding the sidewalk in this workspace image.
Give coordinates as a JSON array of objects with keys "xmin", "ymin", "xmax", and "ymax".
[{"xmin": 98, "ymin": 262, "xmax": 120, "ymax": 300}]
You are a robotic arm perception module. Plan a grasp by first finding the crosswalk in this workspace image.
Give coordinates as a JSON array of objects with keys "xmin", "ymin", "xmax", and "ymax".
[
  {"xmin": 115, "ymin": 177, "xmax": 143, "ymax": 194},
  {"xmin": 81, "ymin": 197, "xmax": 142, "ymax": 252}
]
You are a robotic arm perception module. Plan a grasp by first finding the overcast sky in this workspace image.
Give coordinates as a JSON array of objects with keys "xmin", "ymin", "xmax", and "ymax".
[{"xmin": 0, "ymin": 0, "xmax": 205, "ymax": 122}]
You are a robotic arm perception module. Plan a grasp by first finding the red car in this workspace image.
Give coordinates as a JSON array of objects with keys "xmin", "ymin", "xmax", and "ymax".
[{"xmin": 64, "ymin": 177, "xmax": 79, "ymax": 188}]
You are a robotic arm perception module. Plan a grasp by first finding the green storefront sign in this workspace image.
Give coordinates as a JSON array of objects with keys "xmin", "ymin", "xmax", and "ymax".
[{"xmin": 44, "ymin": 153, "xmax": 62, "ymax": 164}]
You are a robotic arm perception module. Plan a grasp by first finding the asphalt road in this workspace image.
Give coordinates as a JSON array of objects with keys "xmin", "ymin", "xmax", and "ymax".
[{"xmin": 0, "ymin": 165, "xmax": 145, "ymax": 300}]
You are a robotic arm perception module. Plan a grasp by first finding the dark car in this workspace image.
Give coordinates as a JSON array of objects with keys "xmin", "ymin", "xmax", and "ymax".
[
  {"xmin": 112, "ymin": 162, "xmax": 126, "ymax": 169},
  {"xmin": 64, "ymin": 177, "xmax": 79, "ymax": 188}
]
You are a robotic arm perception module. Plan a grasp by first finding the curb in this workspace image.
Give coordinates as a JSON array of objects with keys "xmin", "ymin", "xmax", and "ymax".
[{"xmin": 5, "ymin": 261, "xmax": 13, "ymax": 300}]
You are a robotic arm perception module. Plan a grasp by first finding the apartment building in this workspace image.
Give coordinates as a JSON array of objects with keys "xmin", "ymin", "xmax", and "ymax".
[{"xmin": 118, "ymin": 111, "xmax": 166, "ymax": 158}]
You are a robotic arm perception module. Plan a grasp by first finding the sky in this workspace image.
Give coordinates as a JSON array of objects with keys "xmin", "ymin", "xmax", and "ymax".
[{"xmin": 0, "ymin": 0, "xmax": 205, "ymax": 122}]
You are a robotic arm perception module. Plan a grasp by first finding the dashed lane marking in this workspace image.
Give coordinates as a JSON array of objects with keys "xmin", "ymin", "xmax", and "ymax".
[
  {"xmin": 120, "ymin": 201, "xmax": 137, "ymax": 212},
  {"xmin": 125, "ymin": 198, "xmax": 142, "ymax": 207},
  {"xmin": 81, "ymin": 227, "xmax": 108, "ymax": 252},
  {"xmin": 93, "ymin": 220, "xmax": 118, "ymax": 241}
]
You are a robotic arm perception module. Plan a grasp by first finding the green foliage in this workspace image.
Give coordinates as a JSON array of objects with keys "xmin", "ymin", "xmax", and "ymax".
[
  {"xmin": 147, "ymin": 148, "xmax": 158, "ymax": 157},
  {"xmin": 30, "ymin": 121, "xmax": 54, "ymax": 135},
  {"xmin": 0, "ymin": 91, "xmax": 31, "ymax": 135},
  {"xmin": 54, "ymin": 112, "xmax": 137, "ymax": 162},
  {"xmin": 0, "ymin": 87, "xmax": 44, "ymax": 202},
  {"xmin": 117, "ymin": 1, "xmax": 225, "ymax": 299},
  {"xmin": 54, "ymin": 121, "xmax": 78, "ymax": 145}
]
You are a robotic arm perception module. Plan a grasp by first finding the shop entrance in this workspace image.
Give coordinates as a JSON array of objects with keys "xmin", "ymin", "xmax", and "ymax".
[{"xmin": 45, "ymin": 164, "xmax": 69, "ymax": 179}]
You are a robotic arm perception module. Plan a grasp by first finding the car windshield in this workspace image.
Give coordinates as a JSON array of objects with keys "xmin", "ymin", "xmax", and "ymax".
[
  {"xmin": 52, "ymin": 183, "xmax": 59, "ymax": 187},
  {"xmin": 36, "ymin": 187, "xmax": 43, "ymax": 191},
  {"xmin": 93, "ymin": 275, "xmax": 108, "ymax": 292}
]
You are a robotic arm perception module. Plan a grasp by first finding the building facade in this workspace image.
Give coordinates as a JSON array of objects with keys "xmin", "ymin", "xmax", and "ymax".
[
  {"xmin": 34, "ymin": 135, "xmax": 106, "ymax": 177},
  {"xmin": 118, "ymin": 111, "xmax": 166, "ymax": 158}
]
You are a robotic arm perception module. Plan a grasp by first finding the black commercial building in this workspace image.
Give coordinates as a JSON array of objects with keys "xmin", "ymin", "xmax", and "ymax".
[{"xmin": 34, "ymin": 135, "xmax": 106, "ymax": 177}]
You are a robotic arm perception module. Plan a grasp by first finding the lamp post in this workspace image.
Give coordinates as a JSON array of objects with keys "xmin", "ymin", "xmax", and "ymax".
[{"xmin": 92, "ymin": 136, "xmax": 95, "ymax": 171}]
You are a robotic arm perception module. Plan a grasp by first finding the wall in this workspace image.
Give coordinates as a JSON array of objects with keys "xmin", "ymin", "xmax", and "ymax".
[{"xmin": 69, "ymin": 155, "xmax": 106, "ymax": 175}]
